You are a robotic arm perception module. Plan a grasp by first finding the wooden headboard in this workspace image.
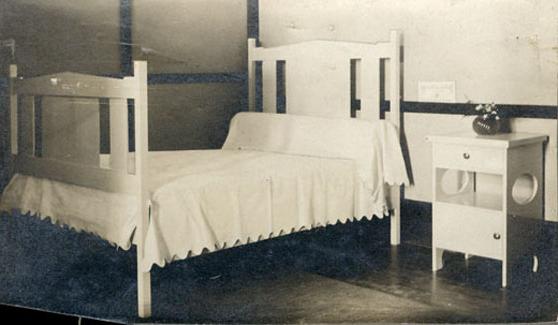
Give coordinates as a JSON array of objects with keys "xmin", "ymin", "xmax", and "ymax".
[
  {"xmin": 247, "ymin": 30, "xmax": 401, "ymax": 127},
  {"xmin": 247, "ymin": 31, "xmax": 403, "ymax": 245}
]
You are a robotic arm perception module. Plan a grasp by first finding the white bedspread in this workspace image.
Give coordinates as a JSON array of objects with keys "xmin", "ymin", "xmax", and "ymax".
[
  {"xmin": 0, "ymin": 113, "xmax": 409, "ymax": 271},
  {"xmin": 144, "ymin": 150, "xmax": 373, "ymax": 271},
  {"xmin": 1, "ymin": 173, "xmax": 137, "ymax": 248}
]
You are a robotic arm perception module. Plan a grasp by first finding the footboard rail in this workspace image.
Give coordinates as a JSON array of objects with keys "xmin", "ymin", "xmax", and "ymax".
[{"xmin": 8, "ymin": 61, "xmax": 152, "ymax": 317}]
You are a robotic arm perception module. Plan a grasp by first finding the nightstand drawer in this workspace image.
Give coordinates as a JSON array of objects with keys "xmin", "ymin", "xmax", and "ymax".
[
  {"xmin": 433, "ymin": 144, "xmax": 505, "ymax": 173},
  {"xmin": 433, "ymin": 202, "xmax": 504, "ymax": 259}
]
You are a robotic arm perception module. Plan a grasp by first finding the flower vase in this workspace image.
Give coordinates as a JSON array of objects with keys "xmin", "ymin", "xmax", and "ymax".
[{"xmin": 472, "ymin": 116, "xmax": 501, "ymax": 135}]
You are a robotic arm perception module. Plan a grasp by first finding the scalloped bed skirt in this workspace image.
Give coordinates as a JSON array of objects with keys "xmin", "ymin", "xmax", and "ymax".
[{"xmin": 0, "ymin": 149, "xmax": 398, "ymax": 272}]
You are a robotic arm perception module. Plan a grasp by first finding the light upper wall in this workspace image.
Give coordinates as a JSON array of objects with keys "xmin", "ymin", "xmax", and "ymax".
[
  {"xmin": 0, "ymin": 0, "xmax": 121, "ymax": 76},
  {"xmin": 132, "ymin": 0, "xmax": 247, "ymax": 74},
  {"xmin": 260, "ymin": 0, "xmax": 557, "ymax": 106}
]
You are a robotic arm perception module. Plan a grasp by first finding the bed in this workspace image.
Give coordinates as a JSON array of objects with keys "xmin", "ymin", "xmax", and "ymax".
[{"xmin": 0, "ymin": 31, "xmax": 406, "ymax": 318}]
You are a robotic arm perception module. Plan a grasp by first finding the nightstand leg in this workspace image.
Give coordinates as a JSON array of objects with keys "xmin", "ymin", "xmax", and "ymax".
[{"xmin": 432, "ymin": 247, "xmax": 444, "ymax": 271}]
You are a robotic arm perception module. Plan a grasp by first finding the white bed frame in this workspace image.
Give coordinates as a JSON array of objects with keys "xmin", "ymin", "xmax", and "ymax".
[{"xmin": 7, "ymin": 30, "xmax": 402, "ymax": 318}]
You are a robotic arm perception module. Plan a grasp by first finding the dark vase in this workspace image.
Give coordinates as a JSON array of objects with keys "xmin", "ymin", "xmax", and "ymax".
[{"xmin": 472, "ymin": 116, "xmax": 501, "ymax": 135}]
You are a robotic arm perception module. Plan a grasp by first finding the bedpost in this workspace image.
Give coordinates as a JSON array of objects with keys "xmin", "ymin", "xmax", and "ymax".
[
  {"xmin": 9, "ymin": 64, "xmax": 17, "ymax": 156},
  {"xmin": 247, "ymin": 38, "xmax": 257, "ymax": 112},
  {"xmin": 389, "ymin": 30, "xmax": 402, "ymax": 246},
  {"xmin": 133, "ymin": 60, "xmax": 152, "ymax": 318}
]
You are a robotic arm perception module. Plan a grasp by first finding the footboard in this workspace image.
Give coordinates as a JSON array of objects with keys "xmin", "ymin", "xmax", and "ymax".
[
  {"xmin": 8, "ymin": 61, "xmax": 152, "ymax": 317},
  {"xmin": 10, "ymin": 63, "xmax": 146, "ymax": 193}
]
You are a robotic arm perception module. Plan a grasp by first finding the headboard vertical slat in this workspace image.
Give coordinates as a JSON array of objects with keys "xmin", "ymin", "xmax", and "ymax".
[
  {"xmin": 109, "ymin": 98, "xmax": 128, "ymax": 171},
  {"xmin": 389, "ymin": 30, "xmax": 401, "ymax": 131},
  {"xmin": 262, "ymin": 60, "xmax": 277, "ymax": 113},
  {"xmin": 247, "ymin": 39, "xmax": 257, "ymax": 112},
  {"xmin": 359, "ymin": 57, "xmax": 381, "ymax": 120}
]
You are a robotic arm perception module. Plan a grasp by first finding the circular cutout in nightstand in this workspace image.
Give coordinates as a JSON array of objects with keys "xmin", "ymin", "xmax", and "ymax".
[
  {"xmin": 512, "ymin": 173, "xmax": 537, "ymax": 205},
  {"xmin": 440, "ymin": 169, "xmax": 471, "ymax": 195}
]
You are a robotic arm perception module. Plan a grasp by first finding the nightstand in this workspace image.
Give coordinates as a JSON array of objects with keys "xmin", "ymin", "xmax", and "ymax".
[{"xmin": 427, "ymin": 132, "xmax": 547, "ymax": 287}]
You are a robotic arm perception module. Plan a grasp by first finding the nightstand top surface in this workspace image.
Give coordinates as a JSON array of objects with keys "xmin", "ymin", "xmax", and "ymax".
[{"xmin": 426, "ymin": 132, "xmax": 548, "ymax": 148}]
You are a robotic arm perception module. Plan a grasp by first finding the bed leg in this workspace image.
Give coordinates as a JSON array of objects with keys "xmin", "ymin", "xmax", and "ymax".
[
  {"xmin": 137, "ymin": 269, "xmax": 151, "ymax": 318},
  {"xmin": 135, "ymin": 59, "xmax": 151, "ymax": 318},
  {"xmin": 390, "ymin": 186, "xmax": 401, "ymax": 246}
]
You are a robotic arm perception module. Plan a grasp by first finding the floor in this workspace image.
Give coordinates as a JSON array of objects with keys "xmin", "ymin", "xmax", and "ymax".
[{"xmin": 1, "ymin": 210, "xmax": 558, "ymax": 324}]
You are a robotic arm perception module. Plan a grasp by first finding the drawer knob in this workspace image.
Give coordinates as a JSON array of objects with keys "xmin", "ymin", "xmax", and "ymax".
[
  {"xmin": 463, "ymin": 153, "xmax": 470, "ymax": 160},
  {"xmin": 493, "ymin": 233, "xmax": 501, "ymax": 240}
]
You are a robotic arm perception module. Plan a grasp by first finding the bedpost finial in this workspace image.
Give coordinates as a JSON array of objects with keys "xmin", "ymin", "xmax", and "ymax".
[
  {"xmin": 390, "ymin": 30, "xmax": 401, "ymax": 42},
  {"xmin": 133, "ymin": 60, "xmax": 148, "ymax": 80},
  {"xmin": 248, "ymin": 38, "xmax": 257, "ymax": 50},
  {"xmin": 9, "ymin": 64, "xmax": 17, "ymax": 78}
]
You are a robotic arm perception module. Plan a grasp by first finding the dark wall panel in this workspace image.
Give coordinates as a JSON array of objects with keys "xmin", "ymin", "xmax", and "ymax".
[
  {"xmin": 0, "ymin": 0, "xmax": 120, "ymax": 77},
  {"xmin": 148, "ymin": 83, "xmax": 244, "ymax": 151}
]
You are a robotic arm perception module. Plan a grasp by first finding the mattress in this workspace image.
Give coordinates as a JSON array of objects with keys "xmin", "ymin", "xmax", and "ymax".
[{"xmin": 0, "ymin": 113, "xmax": 409, "ymax": 271}]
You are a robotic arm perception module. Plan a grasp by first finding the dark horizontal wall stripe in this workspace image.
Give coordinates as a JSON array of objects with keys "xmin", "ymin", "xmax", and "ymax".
[
  {"xmin": 353, "ymin": 100, "xmax": 399, "ymax": 115},
  {"xmin": 119, "ymin": 0, "xmax": 133, "ymax": 76},
  {"xmin": 148, "ymin": 73, "xmax": 246, "ymax": 85},
  {"xmin": 403, "ymin": 101, "xmax": 557, "ymax": 119},
  {"xmin": 373, "ymin": 100, "xmax": 556, "ymax": 119},
  {"xmin": 101, "ymin": 73, "xmax": 128, "ymax": 79}
]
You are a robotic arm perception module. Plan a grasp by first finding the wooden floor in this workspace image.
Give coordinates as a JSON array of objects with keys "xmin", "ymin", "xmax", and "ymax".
[{"xmin": 1, "ymin": 210, "xmax": 558, "ymax": 323}]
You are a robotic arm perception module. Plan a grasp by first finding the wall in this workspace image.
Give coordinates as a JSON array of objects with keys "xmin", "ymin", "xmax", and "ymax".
[
  {"xmin": 260, "ymin": 0, "xmax": 556, "ymax": 105},
  {"xmin": 132, "ymin": 0, "xmax": 247, "ymax": 150},
  {"xmin": 132, "ymin": 0, "xmax": 247, "ymax": 74},
  {"xmin": 0, "ymin": 0, "xmax": 247, "ymax": 152},
  {"xmin": 259, "ymin": 0, "xmax": 558, "ymax": 220},
  {"xmin": 0, "ymin": 0, "xmax": 121, "ymax": 76}
]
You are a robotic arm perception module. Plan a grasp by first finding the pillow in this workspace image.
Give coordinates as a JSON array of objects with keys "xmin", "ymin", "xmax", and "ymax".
[{"xmin": 222, "ymin": 112, "xmax": 408, "ymax": 187}]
